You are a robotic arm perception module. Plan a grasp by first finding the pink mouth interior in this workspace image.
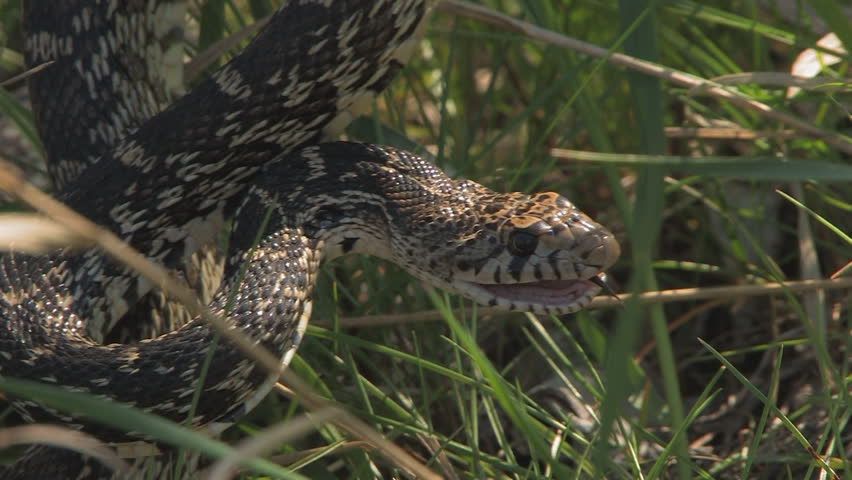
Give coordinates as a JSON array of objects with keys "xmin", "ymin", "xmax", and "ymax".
[{"xmin": 477, "ymin": 279, "xmax": 598, "ymax": 306}]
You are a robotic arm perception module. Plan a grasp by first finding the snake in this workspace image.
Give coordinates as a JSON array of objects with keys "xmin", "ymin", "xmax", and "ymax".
[{"xmin": 0, "ymin": 1, "xmax": 620, "ymax": 478}]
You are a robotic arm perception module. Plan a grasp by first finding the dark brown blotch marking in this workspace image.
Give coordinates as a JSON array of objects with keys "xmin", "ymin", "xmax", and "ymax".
[
  {"xmin": 340, "ymin": 237, "xmax": 359, "ymax": 253},
  {"xmin": 483, "ymin": 203, "xmax": 504, "ymax": 214},
  {"xmin": 533, "ymin": 264, "xmax": 543, "ymax": 280},
  {"xmin": 507, "ymin": 256, "xmax": 527, "ymax": 282}
]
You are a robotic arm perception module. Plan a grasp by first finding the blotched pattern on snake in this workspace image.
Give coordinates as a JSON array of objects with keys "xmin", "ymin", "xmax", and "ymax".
[{"xmin": 0, "ymin": 1, "xmax": 619, "ymax": 478}]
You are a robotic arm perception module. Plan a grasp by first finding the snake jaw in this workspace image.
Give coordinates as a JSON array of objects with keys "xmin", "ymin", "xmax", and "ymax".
[{"xmin": 456, "ymin": 274, "xmax": 606, "ymax": 314}]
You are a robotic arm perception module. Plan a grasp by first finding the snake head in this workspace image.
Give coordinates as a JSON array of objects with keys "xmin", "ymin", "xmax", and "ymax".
[
  {"xmin": 323, "ymin": 144, "xmax": 619, "ymax": 315},
  {"xmin": 404, "ymin": 185, "xmax": 620, "ymax": 315}
]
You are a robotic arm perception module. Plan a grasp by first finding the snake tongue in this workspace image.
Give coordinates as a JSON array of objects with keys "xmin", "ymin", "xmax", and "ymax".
[
  {"xmin": 478, "ymin": 278, "xmax": 599, "ymax": 307},
  {"xmin": 589, "ymin": 274, "xmax": 621, "ymax": 302}
]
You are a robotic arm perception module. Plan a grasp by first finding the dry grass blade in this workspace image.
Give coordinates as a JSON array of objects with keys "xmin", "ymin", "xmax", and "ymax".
[
  {"xmin": 702, "ymin": 72, "xmax": 851, "ymax": 92},
  {"xmin": 206, "ymin": 407, "xmax": 341, "ymax": 480},
  {"xmin": 663, "ymin": 127, "xmax": 798, "ymax": 140},
  {"xmin": 438, "ymin": 0, "xmax": 852, "ymax": 154},
  {"xmin": 267, "ymin": 442, "xmax": 370, "ymax": 467},
  {"xmin": 831, "ymin": 260, "xmax": 852, "ymax": 279},
  {"xmin": 0, "ymin": 163, "xmax": 440, "ymax": 479},
  {"xmin": 0, "ymin": 62, "xmax": 54, "ymax": 88},
  {"xmin": 328, "ymin": 277, "xmax": 852, "ymax": 328},
  {"xmin": 0, "ymin": 214, "xmax": 92, "ymax": 254},
  {"xmin": 417, "ymin": 432, "xmax": 461, "ymax": 480},
  {"xmin": 790, "ymin": 183, "xmax": 826, "ymax": 335},
  {"xmin": 0, "ymin": 425, "xmax": 130, "ymax": 475}
]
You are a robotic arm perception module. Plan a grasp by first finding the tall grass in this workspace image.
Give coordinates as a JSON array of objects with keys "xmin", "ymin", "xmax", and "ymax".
[{"xmin": 1, "ymin": 0, "xmax": 850, "ymax": 478}]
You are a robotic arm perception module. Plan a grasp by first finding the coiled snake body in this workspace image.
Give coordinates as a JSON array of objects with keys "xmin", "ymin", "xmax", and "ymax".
[{"xmin": 0, "ymin": 1, "xmax": 619, "ymax": 478}]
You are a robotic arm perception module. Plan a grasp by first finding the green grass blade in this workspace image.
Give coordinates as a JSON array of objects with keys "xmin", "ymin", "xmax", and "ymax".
[
  {"xmin": 556, "ymin": 152, "xmax": 852, "ymax": 181},
  {"xmin": 698, "ymin": 341, "xmax": 838, "ymax": 474},
  {"xmin": 0, "ymin": 378, "xmax": 305, "ymax": 479}
]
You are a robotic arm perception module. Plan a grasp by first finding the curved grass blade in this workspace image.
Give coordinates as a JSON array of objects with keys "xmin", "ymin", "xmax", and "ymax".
[{"xmin": 0, "ymin": 377, "xmax": 306, "ymax": 479}]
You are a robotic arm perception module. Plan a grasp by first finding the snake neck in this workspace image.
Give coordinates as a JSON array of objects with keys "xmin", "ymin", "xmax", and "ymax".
[{"xmin": 227, "ymin": 143, "xmax": 409, "ymax": 273}]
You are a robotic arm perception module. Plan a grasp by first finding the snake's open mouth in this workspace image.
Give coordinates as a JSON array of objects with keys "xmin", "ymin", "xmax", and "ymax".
[
  {"xmin": 479, "ymin": 278, "xmax": 598, "ymax": 305},
  {"xmin": 459, "ymin": 274, "xmax": 612, "ymax": 314}
]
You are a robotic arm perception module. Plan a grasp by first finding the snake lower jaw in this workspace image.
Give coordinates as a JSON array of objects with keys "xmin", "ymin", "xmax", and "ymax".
[{"xmin": 455, "ymin": 274, "xmax": 608, "ymax": 314}]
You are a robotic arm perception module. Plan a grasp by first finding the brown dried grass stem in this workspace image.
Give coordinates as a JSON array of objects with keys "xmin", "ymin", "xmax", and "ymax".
[
  {"xmin": 0, "ymin": 425, "xmax": 130, "ymax": 475},
  {"xmin": 329, "ymin": 276, "xmax": 852, "ymax": 328}
]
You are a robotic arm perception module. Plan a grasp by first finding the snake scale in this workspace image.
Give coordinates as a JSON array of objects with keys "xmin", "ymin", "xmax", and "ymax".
[{"xmin": 0, "ymin": 1, "xmax": 620, "ymax": 478}]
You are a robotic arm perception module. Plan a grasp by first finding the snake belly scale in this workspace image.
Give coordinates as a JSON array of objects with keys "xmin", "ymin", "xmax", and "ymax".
[{"xmin": 0, "ymin": 1, "xmax": 620, "ymax": 478}]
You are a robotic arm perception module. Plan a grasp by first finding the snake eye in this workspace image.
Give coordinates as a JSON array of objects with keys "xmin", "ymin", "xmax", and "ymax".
[{"xmin": 507, "ymin": 230, "xmax": 538, "ymax": 256}]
